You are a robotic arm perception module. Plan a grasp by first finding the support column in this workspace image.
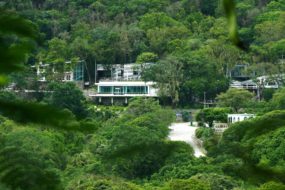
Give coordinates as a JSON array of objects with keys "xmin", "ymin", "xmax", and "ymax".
[
  {"xmin": 125, "ymin": 97, "xmax": 128, "ymax": 104},
  {"xmin": 111, "ymin": 97, "xmax": 114, "ymax": 105}
]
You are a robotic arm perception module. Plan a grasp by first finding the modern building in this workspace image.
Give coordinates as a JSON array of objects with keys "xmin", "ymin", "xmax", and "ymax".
[
  {"xmin": 228, "ymin": 113, "xmax": 256, "ymax": 124},
  {"xmin": 32, "ymin": 61, "xmax": 84, "ymax": 83},
  {"xmin": 230, "ymin": 73, "xmax": 285, "ymax": 90},
  {"xmin": 90, "ymin": 81, "xmax": 158, "ymax": 104},
  {"xmin": 96, "ymin": 63, "xmax": 153, "ymax": 82},
  {"xmin": 230, "ymin": 64, "xmax": 252, "ymax": 80},
  {"xmin": 90, "ymin": 63, "xmax": 158, "ymax": 104}
]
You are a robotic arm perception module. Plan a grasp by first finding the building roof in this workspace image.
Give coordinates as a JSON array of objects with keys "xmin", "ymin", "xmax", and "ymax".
[
  {"xmin": 228, "ymin": 113, "xmax": 255, "ymax": 117},
  {"xmin": 95, "ymin": 81, "xmax": 155, "ymax": 86}
]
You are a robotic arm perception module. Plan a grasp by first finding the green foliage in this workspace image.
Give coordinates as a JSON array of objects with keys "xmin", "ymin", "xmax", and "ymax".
[
  {"xmin": 218, "ymin": 110, "xmax": 285, "ymax": 182},
  {"xmin": 196, "ymin": 107, "xmax": 232, "ymax": 127},
  {"xmin": 0, "ymin": 120, "xmax": 65, "ymax": 190},
  {"xmin": 0, "ymin": 10, "xmax": 81, "ymax": 129},
  {"xmin": 0, "ymin": 146, "xmax": 62, "ymax": 190},
  {"xmin": 46, "ymin": 82, "xmax": 87, "ymax": 119},
  {"xmin": 147, "ymin": 55, "xmax": 184, "ymax": 106},
  {"xmin": 252, "ymin": 127, "xmax": 285, "ymax": 173},
  {"xmin": 190, "ymin": 173, "xmax": 240, "ymax": 190},
  {"xmin": 66, "ymin": 175, "xmax": 143, "ymax": 190},
  {"xmin": 223, "ymin": 0, "xmax": 246, "ymax": 49},
  {"xmin": 257, "ymin": 181, "xmax": 285, "ymax": 190},
  {"xmin": 181, "ymin": 111, "xmax": 190, "ymax": 122},
  {"xmin": 0, "ymin": 99, "xmax": 79, "ymax": 129},
  {"xmin": 136, "ymin": 52, "xmax": 158, "ymax": 64},
  {"xmin": 0, "ymin": 91, "xmax": 18, "ymax": 101},
  {"xmin": 2, "ymin": 1, "xmax": 285, "ymax": 189},
  {"xmin": 98, "ymin": 98, "xmax": 175, "ymax": 179},
  {"xmin": 262, "ymin": 88, "xmax": 276, "ymax": 101},
  {"xmin": 0, "ymin": 10, "xmax": 38, "ymax": 79},
  {"xmin": 87, "ymin": 105, "xmax": 124, "ymax": 121},
  {"xmin": 163, "ymin": 178, "xmax": 211, "ymax": 190},
  {"xmin": 271, "ymin": 87, "xmax": 285, "ymax": 110},
  {"xmin": 2, "ymin": 127, "xmax": 67, "ymax": 169},
  {"xmin": 216, "ymin": 88, "xmax": 255, "ymax": 112},
  {"xmin": 244, "ymin": 100, "xmax": 272, "ymax": 115},
  {"xmin": 196, "ymin": 127, "xmax": 214, "ymax": 140}
]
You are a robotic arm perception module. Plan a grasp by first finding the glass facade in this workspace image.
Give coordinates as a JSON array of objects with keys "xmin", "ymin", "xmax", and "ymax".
[
  {"xmin": 73, "ymin": 61, "xmax": 84, "ymax": 81},
  {"xmin": 100, "ymin": 86, "xmax": 113, "ymax": 94},
  {"xmin": 99, "ymin": 86, "xmax": 148, "ymax": 94}
]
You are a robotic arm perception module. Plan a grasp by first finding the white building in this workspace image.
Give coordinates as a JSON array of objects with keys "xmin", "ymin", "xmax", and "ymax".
[
  {"xmin": 90, "ymin": 81, "xmax": 158, "ymax": 104},
  {"xmin": 90, "ymin": 63, "xmax": 158, "ymax": 104},
  {"xmin": 228, "ymin": 113, "xmax": 256, "ymax": 124},
  {"xmin": 230, "ymin": 74, "xmax": 283, "ymax": 90}
]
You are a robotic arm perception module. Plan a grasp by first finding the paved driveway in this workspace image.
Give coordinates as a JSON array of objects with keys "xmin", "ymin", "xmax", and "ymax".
[{"xmin": 169, "ymin": 122, "xmax": 206, "ymax": 157}]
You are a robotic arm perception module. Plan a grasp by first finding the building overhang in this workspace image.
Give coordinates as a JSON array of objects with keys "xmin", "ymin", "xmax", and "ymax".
[
  {"xmin": 95, "ymin": 81, "xmax": 156, "ymax": 86},
  {"xmin": 89, "ymin": 94, "xmax": 158, "ymax": 97}
]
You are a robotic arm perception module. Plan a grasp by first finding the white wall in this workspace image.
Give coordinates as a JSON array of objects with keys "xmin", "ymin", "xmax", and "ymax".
[{"xmin": 228, "ymin": 114, "xmax": 255, "ymax": 124}]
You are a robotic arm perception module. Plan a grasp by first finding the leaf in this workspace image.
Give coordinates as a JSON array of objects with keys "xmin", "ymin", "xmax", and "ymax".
[
  {"xmin": 0, "ymin": 100, "xmax": 79, "ymax": 129},
  {"xmin": 223, "ymin": 0, "xmax": 246, "ymax": 50},
  {"xmin": 0, "ymin": 10, "xmax": 38, "ymax": 77}
]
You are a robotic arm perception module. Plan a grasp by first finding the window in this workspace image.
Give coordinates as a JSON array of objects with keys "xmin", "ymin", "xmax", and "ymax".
[
  {"xmin": 99, "ymin": 86, "xmax": 112, "ymax": 94},
  {"xmin": 118, "ymin": 70, "xmax": 123, "ymax": 77},
  {"xmin": 66, "ymin": 74, "xmax": 71, "ymax": 81},
  {"xmin": 125, "ymin": 86, "xmax": 148, "ymax": 94}
]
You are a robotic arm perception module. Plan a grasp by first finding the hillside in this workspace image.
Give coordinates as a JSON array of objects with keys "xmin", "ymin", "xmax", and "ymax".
[
  {"xmin": 0, "ymin": 0, "xmax": 285, "ymax": 189},
  {"xmin": 2, "ymin": 0, "xmax": 285, "ymax": 105}
]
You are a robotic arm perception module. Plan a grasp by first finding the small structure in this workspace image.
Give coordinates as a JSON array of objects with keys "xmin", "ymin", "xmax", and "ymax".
[
  {"xmin": 228, "ymin": 113, "xmax": 256, "ymax": 124},
  {"xmin": 230, "ymin": 74, "xmax": 283, "ymax": 90},
  {"xmin": 213, "ymin": 122, "xmax": 229, "ymax": 133},
  {"xmin": 230, "ymin": 64, "xmax": 251, "ymax": 80}
]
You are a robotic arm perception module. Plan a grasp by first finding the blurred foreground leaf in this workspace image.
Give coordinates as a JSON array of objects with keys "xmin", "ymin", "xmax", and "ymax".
[
  {"xmin": 0, "ymin": 9, "xmax": 38, "ymax": 83},
  {"xmin": 0, "ymin": 100, "xmax": 79, "ymax": 129},
  {"xmin": 223, "ymin": 0, "xmax": 246, "ymax": 50}
]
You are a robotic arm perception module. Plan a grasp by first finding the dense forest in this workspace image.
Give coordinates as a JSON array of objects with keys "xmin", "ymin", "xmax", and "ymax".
[
  {"xmin": 2, "ymin": 0, "xmax": 285, "ymax": 105},
  {"xmin": 0, "ymin": 0, "xmax": 285, "ymax": 189}
]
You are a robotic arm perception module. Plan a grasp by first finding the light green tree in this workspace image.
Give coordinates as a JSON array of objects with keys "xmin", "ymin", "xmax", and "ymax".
[{"xmin": 216, "ymin": 88, "xmax": 255, "ymax": 112}]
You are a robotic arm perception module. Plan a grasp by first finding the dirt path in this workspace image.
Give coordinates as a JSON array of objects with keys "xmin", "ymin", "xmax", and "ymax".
[{"xmin": 169, "ymin": 122, "xmax": 206, "ymax": 157}]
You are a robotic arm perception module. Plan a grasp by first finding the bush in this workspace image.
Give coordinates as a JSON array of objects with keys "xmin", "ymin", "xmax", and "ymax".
[
  {"xmin": 195, "ymin": 127, "xmax": 214, "ymax": 140},
  {"xmin": 164, "ymin": 178, "xmax": 211, "ymax": 190},
  {"xmin": 182, "ymin": 111, "xmax": 190, "ymax": 122},
  {"xmin": 190, "ymin": 173, "xmax": 240, "ymax": 190},
  {"xmin": 271, "ymin": 88, "xmax": 285, "ymax": 110},
  {"xmin": 98, "ymin": 98, "xmax": 175, "ymax": 179},
  {"xmin": 196, "ymin": 107, "xmax": 231, "ymax": 127},
  {"xmin": 257, "ymin": 181, "xmax": 285, "ymax": 190},
  {"xmin": 45, "ymin": 82, "xmax": 87, "ymax": 119},
  {"xmin": 218, "ymin": 110, "xmax": 285, "ymax": 181}
]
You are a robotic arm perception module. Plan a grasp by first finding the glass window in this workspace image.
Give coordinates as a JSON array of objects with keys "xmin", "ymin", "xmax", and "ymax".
[
  {"xmin": 125, "ymin": 86, "xmax": 148, "ymax": 94},
  {"xmin": 99, "ymin": 86, "xmax": 112, "ymax": 94},
  {"xmin": 66, "ymin": 74, "xmax": 71, "ymax": 81}
]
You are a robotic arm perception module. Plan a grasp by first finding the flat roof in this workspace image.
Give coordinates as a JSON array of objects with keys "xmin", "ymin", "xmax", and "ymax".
[
  {"xmin": 228, "ymin": 113, "xmax": 256, "ymax": 117},
  {"xmin": 95, "ymin": 81, "xmax": 155, "ymax": 86},
  {"xmin": 89, "ymin": 94, "xmax": 157, "ymax": 97}
]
